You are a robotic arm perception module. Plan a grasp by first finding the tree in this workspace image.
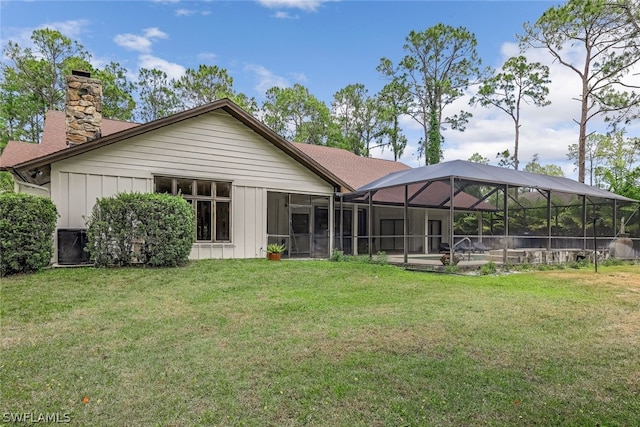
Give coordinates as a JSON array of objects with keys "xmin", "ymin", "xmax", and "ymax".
[
  {"xmin": 261, "ymin": 84, "xmax": 333, "ymax": 145},
  {"xmin": 136, "ymin": 68, "xmax": 180, "ymax": 122},
  {"xmin": 471, "ymin": 56, "xmax": 551, "ymax": 170},
  {"xmin": 519, "ymin": 0, "xmax": 640, "ymax": 182},
  {"xmin": 1, "ymin": 28, "xmax": 90, "ymax": 143},
  {"xmin": 376, "ymin": 80, "xmax": 410, "ymax": 161},
  {"xmin": 173, "ymin": 65, "xmax": 234, "ymax": 109},
  {"xmin": 616, "ymin": 0, "xmax": 640, "ymax": 32},
  {"xmin": 567, "ymin": 133, "xmax": 609, "ymax": 186},
  {"xmin": 496, "ymin": 149, "xmax": 517, "ymax": 169},
  {"xmin": 229, "ymin": 92, "xmax": 259, "ymax": 116},
  {"xmin": 594, "ymin": 131, "xmax": 640, "ymax": 198},
  {"xmin": 524, "ymin": 153, "xmax": 565, "ymax": 177},
  {"xmin": 378, "ymin": 24, "xmax": 486, "ymax": 165},
  {"xmin": 468, "ymin": 152, "xmax": 490, "ymax": 164},
  {"xmin": 331, "ymin": 83, "xmax": 383, "ymax": 156},
  {"xmin": 93, "ymin": 62, "xmax": 136, "ymax": 121}
]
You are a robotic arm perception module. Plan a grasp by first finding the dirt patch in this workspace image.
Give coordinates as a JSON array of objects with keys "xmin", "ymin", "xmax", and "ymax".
[{"xmin": 543, "ymin": 270, "xmax": 640, "ymax": 289}]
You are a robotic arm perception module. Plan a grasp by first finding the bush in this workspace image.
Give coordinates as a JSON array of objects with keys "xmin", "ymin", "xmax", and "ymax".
[
  {"xmin": 0, "ymin": 193, "xmax": 58, "ymax": 277},
  {"xmin": 479, "ymin": 261, "xmax": 498, "ymax": 276},
  {"xmin": 86, "ymin": 193, "xmax": 195, "ymax": 267}
]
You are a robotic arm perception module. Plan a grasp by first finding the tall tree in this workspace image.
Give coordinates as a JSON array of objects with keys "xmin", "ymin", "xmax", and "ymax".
[
  {"xmin": 471, "ymin": 56, "xmax": 551, "ymax": 170},
  {"xmin": 378, "ymin": 24, "xmax": 486, "ymax": 165},
  {"xmin": 519, "ymin": 0, "xmax": 640, "ymax": 183},
  {"xmin": 468, "ymin": 152, "xmax": 490, "ymax": 164},
  {"xmin": 93, "ymin": 62, "xmax": 136, "ymax": 121},
  {"xmin": 1, "ymin": 28, "xmax": 90, "ymax": 143},
  {"xmin": 261, "ymin": 84, "xmax": 332, "ymax": 145},
  {"xmin": 331, "ymin": 83, "xmax": 382, "ymax": 156},
  {"xmin": 229, "ymin": 92, "xmax": 259, "ymax": 116},
  {"xmin": 376, "ymin": 80, "xmax": 410, "ymax": 161},
  {"xmin": 567, "ymin": 133, "xmax": 609, "ymax": 186},
  {"xmin": 524, "ymin": 153, "xmax": 565, "ymax": 177},
  {"xmin": 136, "ymin": 68, "xmax": 180, "ymax": 122},
  {"xmin": 594, "ymin": 131, "xmax": 639, "ymax": 198},
  {"xmin": 173, "ymin": 65, "xmax": 234, "ymax": 109}
]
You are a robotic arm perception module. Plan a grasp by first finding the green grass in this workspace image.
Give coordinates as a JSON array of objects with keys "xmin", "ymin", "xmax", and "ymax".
[{"xmin": 2, "ymin": 260, "xmax": 639, "ymax": 426}]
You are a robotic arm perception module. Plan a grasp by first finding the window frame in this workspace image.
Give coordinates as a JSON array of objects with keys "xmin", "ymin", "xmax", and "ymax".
[{"xmin": 154, "ymin": 176, "xmax": 232, "ymax": 243}]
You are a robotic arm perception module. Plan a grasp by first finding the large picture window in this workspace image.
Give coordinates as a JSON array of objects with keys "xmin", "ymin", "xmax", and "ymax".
[{"xmin": 155, "ymin": 177, "xmax": 231, "ymax": 242}]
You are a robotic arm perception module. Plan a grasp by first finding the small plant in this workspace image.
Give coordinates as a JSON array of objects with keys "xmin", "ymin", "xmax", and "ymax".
[
  {"xmin": 374, "ymin": 251, "xmax": 388, "ymax": 265},
  {"xmin": 444, "ymin": 264, "xmax": 459, "ymax": 274},
  {"xmin": 331, "ymin": 249, "xmax": 345, "ymax": 262},
  {"xmin": 266, "ymin": 243, "xmax": 286, "ymax": 254},
  {"xmin": 479, "ymin": 261, "xmax": 497, "ymax": 276},
  {"xmin": 601, "ymin": 258, "xmax": 624, "ymax": 267}
]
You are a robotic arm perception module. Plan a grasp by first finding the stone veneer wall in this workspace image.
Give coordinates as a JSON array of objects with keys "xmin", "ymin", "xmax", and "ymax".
[{"xmin": 65, "ymin": 74, "xmax": 102, "ymax": 145}]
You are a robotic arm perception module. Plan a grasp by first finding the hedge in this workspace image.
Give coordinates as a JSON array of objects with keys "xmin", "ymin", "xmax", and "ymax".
[
  {"xmin": 86, "ymin": 193, "xmax": 195, "ymax": 267},
  {"xmin": 0, "ymin": 193, "xmax": 58, "ymax": 277}
]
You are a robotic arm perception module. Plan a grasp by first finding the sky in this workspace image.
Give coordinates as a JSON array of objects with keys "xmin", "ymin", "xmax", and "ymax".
[{"xmin": 1, "ymin": 0, "xmax": 639, "ymax": 180}]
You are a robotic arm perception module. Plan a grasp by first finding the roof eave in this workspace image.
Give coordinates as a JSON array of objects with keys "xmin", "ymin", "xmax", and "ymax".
[{"xmin": 8, "ymin": 99, "xmax": 351, "ymax": 193}]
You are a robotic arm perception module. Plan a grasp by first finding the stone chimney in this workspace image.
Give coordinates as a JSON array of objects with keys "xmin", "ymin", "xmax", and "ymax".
[{"xmin": 65, "ymin": 70, "xmax": 102, "ymax": 145}]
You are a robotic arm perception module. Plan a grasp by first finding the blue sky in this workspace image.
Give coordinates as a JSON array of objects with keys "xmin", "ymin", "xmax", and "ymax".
[{"xmin": 1, "ymin": 0, "xmax": 638, "ymax": 178}]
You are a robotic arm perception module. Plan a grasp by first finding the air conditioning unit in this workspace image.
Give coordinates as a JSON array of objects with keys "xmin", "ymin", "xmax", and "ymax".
[{"xmin": 57, "ymin": 229, "xmax": 90, "ymax": 265}]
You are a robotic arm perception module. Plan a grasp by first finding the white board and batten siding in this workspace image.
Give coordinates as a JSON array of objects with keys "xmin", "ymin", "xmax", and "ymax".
[{"xmin": 51, "ymin": 110, "xmax": 334, "ymax": 260}]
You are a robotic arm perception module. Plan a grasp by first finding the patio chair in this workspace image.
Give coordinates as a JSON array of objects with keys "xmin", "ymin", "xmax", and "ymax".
[
  {"xmin": 473, "ymin": 241, "xmax": 490, "ymax": 253},
  {"xmin": 438, "ymin": 242, "xmax": 451, "ymax": 253},
  {"xmin": 455, "ymin": 241, "xmax": 471, "ymax": 253}
]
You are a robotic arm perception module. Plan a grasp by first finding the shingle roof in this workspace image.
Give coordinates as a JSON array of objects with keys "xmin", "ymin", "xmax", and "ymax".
[
  {"xmin": 0, "ymin": 111, "xmax": 139, "ymax": 168},
  {"xmin": 293, "ymin": 143, "xmax": 410, "ymax": 190},
  {"xmin": 0, "ymin": 100, "xmax": 349, "ymax": 191}
]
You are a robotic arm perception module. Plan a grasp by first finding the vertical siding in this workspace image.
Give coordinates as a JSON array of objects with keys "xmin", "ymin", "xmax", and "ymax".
[
  {"xmin": 52, "ymin": 168, "xmax": 152, "ymax": 229},
  {"xmin": 49, "ymin": 109, "xmax": 334, "ymax": 261}
]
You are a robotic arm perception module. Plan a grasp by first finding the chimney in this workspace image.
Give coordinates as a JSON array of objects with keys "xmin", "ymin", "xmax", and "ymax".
[{"xmin": 65, "ymin": 70, "xmax": 102, "ymax": 146}]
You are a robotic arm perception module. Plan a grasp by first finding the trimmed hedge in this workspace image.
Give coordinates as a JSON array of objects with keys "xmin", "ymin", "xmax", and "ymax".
[
  {"xmin": 86, "ymin": 193, "xmax": 195, "ymax": 267},
  {"xmin": 0, "ymin": 193, "xmax": 58, "ymax": 277}
]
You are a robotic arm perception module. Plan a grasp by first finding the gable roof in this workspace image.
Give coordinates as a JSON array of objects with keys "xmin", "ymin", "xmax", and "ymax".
[
  {"xmin": 0, "ymin": 110, "xmax": 138, "ymax": 169},
  {"xmin": 293, "ymin": 143, "xmax": 410, "ymax": 190},
  {"xmin": 357, "ymin": 159, "xmax": 637, "ymax": 203},
  {"xmin": 0, "ymin": 99, "xmax": 351, "ymax": 191}
]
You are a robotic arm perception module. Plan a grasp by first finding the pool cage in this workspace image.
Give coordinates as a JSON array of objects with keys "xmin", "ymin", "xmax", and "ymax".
[{"xmin": 337, "ymin": 160, "xmax": 639, "ymax": 266}]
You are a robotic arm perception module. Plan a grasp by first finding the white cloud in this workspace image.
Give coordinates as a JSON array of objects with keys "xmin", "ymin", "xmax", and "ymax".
[
  {"xmin": 138, "ymin": 54, "xmax": 186, "ymax": 80},
  {"xmin": 257, "ymin": 0, "xmax": 330, "ymax": 12},
  {"xmin": 114, "ymin": 33, "xmax": 154, "ymax": 53},
  {"xmin": 114, "ymin": 27, "xmax": 168, "ymax": 53},
  {"xmin": 143, "ymin": 27, "xmax": 168, "ymax": 39},
  {"xmin": 197, "ymin": 52, "xmax": 217, "ymax": 63},
  {"xmin": 273, "ymin": 11, "xmax": 299, "ymax": 19},
  {"xmin": 245, "ymin": 64, "xmax": 290, "ymax": 93},
  {"xmin": 37, "ymin": 19, "xmax": 90, "ymax": 40},
  {"xmin": 175, "ymin": 8, "xmax": 211, "ymax": 17}
]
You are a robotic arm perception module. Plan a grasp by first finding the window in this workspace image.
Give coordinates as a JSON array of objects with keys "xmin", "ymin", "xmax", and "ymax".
[{"xmin": 155, "ymin": 177, "xmax": 231, "ymax": 242}]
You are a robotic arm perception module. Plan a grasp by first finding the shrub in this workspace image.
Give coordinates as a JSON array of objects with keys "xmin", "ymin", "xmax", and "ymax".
[
  {"xmin": 0, "ymin": 193, "xmax": 58, "ymax": 277},
  {"xmin": 86, "ymin": 193, "xmax": 195, "ymax": 267},
  {"xmin": 479, "ymin": 261, "xmax": 498, "ymax": 276}
]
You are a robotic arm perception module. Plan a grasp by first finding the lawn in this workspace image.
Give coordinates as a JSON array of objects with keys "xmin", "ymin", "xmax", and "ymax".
[{"xmin": 1, "ymin": 260, "xmax": 639, "ymax": 426}]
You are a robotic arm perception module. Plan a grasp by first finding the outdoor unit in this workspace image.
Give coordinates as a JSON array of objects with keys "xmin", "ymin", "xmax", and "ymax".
[{"xmin": 57, "ymin": 229, "xmax": 90, "ymax": 265}]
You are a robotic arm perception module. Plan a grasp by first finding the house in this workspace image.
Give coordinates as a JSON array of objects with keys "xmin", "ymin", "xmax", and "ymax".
[
  {"xmin": 4, "ymin": 72, "xmax": 634, "ymax": 266},
  {"xmin": 0, "ymin": 71, "xmax": 418, "ymax": 264}
]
